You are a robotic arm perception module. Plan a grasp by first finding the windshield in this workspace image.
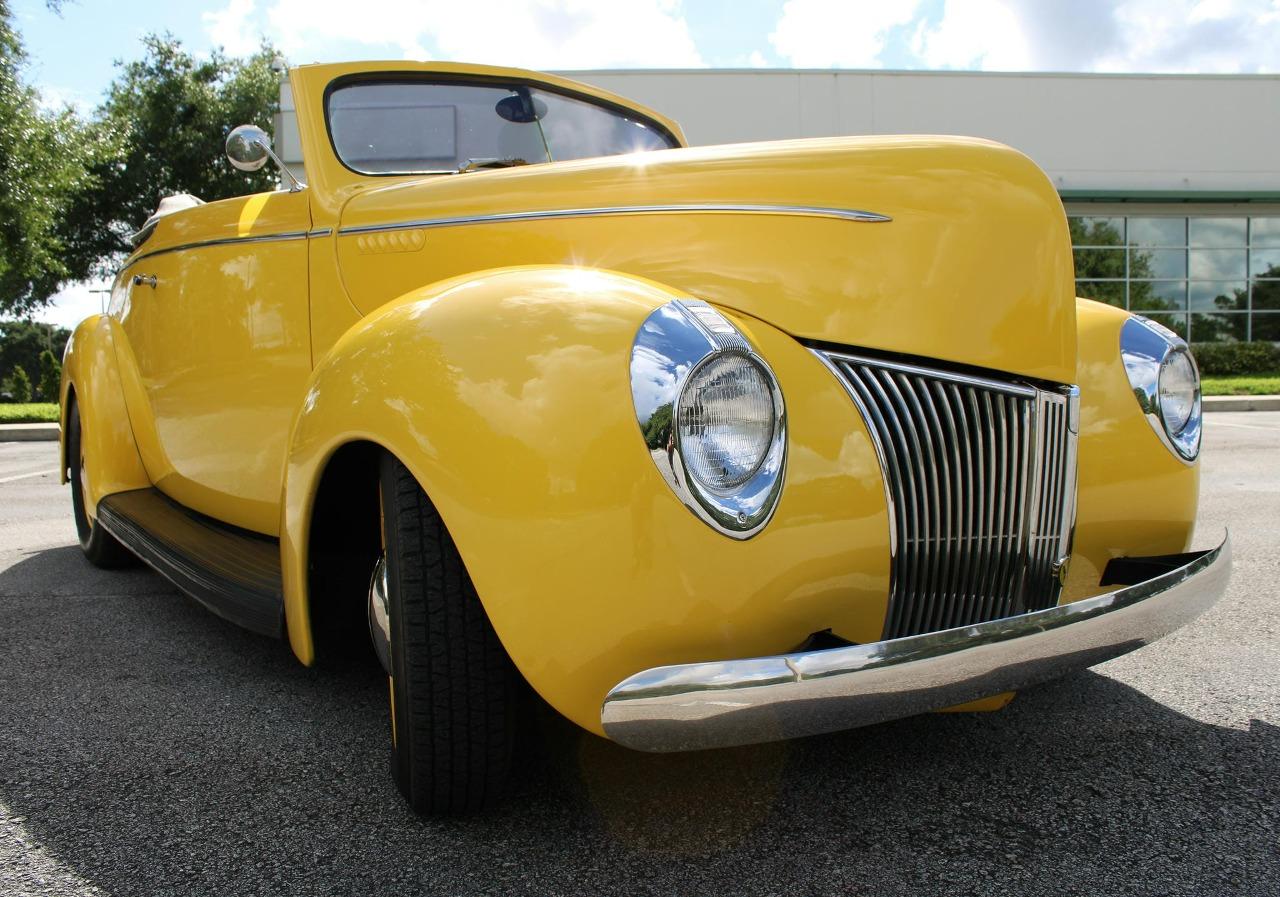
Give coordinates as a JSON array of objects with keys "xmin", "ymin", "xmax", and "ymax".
[{"xmin": 326, "ymin": 79, "xmax": 679, "ymax": 175}]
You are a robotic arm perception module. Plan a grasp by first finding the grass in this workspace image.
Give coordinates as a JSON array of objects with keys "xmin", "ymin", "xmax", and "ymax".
[
  {"xmin": 0, "ymin": 402, "xmax": 60, "ymax": 424},
  {"xmin": 1202, "ymin": 373, "xmax": 1280, "ymax": 396}
]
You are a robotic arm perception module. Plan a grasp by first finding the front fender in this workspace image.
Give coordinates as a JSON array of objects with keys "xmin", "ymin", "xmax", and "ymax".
[
  {"xmin": 282, "ymin": 265, "xmax": 890, "ymax": 735},
  {"xmin": 60, "ymin": 315, "xmax": 151, "ymax": 514},
  {"xmin": 1066, "ymin": 299, "xmax": 1200, "ymax": 601}
]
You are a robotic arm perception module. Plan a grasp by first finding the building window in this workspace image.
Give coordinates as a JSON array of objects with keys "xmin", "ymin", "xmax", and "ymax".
[{"xmin": 1070, "ymin": 214, "xmax": 1280, "ymax": 342}]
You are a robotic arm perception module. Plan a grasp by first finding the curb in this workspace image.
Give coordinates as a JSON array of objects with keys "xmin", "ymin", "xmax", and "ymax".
[
  {"xmin": 1203, "ymin": 395, "xmax": 1280, "ymax": 413},
  {"xmin": 0, "ymin": 422, "xmax": 60, "ymax": 442}
]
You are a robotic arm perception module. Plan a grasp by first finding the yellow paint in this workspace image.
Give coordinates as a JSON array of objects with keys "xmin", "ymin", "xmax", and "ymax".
[
  {"xmin": 236, "ymin": 192, "xmax": 271, "ymax": 236},
  {"xmin": 1061, "ymin": 299, "xmax": 1199, "ymax": 602},
  {"xmin": 283, "ymin": 266, "xmax": 892, "ymax": 733},
  {"xmin": 328, "ymin": 137, "xmax": 1076, "ymax": 384},
  {"xmin": 111, "ymin": 189, "xmax": 312, "ymax": 535},
  {"xmin": 60, "ymin": 61, "xmax": 1199, "ymax": 742},
  {"xmin": 59, "ymin": 315, "xmax": 152, "ymax": 513}
]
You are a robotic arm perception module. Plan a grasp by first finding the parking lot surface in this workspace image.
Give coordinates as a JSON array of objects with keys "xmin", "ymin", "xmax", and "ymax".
[{"xmin": 1, "ymin": 415, "xmax": 1277, "ymax": 896}]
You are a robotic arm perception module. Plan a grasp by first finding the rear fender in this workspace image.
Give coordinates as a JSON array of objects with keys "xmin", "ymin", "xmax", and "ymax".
[{"xmin": 59, "ymin": 315, "xmax": 151, "ymax": 514}]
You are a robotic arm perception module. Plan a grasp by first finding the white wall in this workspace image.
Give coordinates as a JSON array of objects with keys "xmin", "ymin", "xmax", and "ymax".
[
  {"xmin": 278, "ymin": 69, "xmax": 1280, "ymax": 196},
  {"xmin": 557, "ymin": 69, "xmax": 1280, "ymax": 196}
]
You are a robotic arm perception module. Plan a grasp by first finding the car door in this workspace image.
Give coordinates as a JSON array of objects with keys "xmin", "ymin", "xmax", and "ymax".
[{"xmin": 114, "ymin": 189, "xmax": 312, "ymax": 536}]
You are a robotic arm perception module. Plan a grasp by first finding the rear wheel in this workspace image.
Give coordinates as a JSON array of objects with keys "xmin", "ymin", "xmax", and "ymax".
[
  {"xmin": 377, "ymin": 452, "xmax": 524, "ymax": 815},
  {"xmin": 66, "ymin": 397, "xmax": 134, "ymax": 568}
]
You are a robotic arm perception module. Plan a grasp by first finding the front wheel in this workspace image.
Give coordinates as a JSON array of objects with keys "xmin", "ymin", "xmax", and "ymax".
[
  {"xmin": 377, "ymin": 452, "xmax": 524, "ymax": 815},
  {"xmin": 66, "ymin": 397, "xmax": 134, "ymax": 568}
]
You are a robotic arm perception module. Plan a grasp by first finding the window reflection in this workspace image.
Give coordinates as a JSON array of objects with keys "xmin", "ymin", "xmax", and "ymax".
[
  {"xmin": 1190, "ymin": 281, "xmax": 1247, "ymax": 311},
  {"xmin": 1190, "ymin": 218, "xmax": 1245, "ymax": 247},
  {"xmin": 1070, "ymin": 214, "xmax": 1279, "ymax": 343},
  {"xmin": 1128, "ymin": 218, "xmax": 1185, "ymax": 247}
]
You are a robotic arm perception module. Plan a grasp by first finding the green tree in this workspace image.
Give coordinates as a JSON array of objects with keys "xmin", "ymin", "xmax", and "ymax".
[
  {"xmin": 0, "ymin": 0, "xmax": 110, "ymax": 315},
  {"xmin": 4, "ymin": 363, "xmax": 31, "ymax": 402},
  {"xmin": 58, "ymin": 35, "xmax": 283, "ymax": 283},
  {"xmin": 37, "ymin": 347, "xmax": 59, "ymax": 400},
  {"xmin": 0, "ymin": 319, "xmax": 69, "ymax": 392}
]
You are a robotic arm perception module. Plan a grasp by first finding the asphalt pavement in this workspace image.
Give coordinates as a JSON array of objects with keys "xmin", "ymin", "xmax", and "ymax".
[{"xmin": 1, "ymin": 416, "xmax": 1277, "ymax": 896}]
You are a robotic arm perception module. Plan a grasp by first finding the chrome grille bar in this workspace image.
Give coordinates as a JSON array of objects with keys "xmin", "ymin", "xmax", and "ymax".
[{"xmin": 815, "ymin": 350, "xmax": 1080, "ymax": 640}]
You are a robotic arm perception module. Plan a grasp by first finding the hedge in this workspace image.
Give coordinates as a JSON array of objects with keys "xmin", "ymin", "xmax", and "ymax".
[{"xmin": 1190, "ymin": 341, "xmax": 1280, "ymax": 376}]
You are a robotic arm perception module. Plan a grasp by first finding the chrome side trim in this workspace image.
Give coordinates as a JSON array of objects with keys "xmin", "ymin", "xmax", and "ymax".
[
  {"xmin": 601, "ymin": 534, "xmax": 1231, "ymax": 752},
  {"xmin": 338, "ymin": 203, "xmax": 891, "ymax": 237},
  {"xmin": 308, "ymin": 227, "xmax": 334, "ymax": 238},
  {"xmin": 126, "ymin": 229, "xmax": 311, "ymax": 266}
]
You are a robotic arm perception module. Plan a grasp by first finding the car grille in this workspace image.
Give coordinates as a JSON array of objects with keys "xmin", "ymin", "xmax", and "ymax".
[{"xmin": 817, "ymin": 350, "xmax": 1080, "ymax": 640}]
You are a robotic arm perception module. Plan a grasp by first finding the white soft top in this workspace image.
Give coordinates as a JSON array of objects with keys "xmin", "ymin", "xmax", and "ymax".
[{"xmin": 130, "ymin": 193, "xmax": 206, "ymax": 247}]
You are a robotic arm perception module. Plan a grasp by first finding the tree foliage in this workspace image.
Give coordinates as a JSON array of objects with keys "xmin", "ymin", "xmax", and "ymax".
[
  {"xmin": 58, "ymin": 35, "xmax": 282, "ymax": 284},
  {"xmin": 0, "ymin": 0, "xmax": 113, "ymax": 315},
  {"xmin": 0, "ymin": 319, "xmax": 69, "ymax": 400},
  {"xmin": 3, "ymin": 362, "xmax": 31, "ymax": 402},
  {"xmin": 37, "ymin": 347, "xmax": 59, "ymax": 400}
]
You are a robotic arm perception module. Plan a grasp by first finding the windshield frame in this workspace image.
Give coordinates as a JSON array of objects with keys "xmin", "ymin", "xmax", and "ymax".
[{"xmin": 322, "ymin": 72, "xmax": 683, "ymax": 178}]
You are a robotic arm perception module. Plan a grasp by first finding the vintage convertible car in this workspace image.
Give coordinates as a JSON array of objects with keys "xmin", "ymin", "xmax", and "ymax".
[{"xmin": 60, "ymin": 61, "xmax": 1231, "ymax": 815}]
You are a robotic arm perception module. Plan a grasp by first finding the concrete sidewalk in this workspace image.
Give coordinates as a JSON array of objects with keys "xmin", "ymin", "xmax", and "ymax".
[{"xmin": 0, "ymin": 422, "xmax": 59, "ymax": 442}]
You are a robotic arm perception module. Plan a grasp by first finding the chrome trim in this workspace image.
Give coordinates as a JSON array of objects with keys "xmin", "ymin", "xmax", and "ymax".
[
  {"xmin": 601, "ymin": 534, "xmax": 1231, "ymax": 752},
  {"xmin": 1120, "ymin": 316, "xmax": 1202, "ymax": 463},
  {"xmin": 630, "ymin": 300, "xmax": 787, "ymax": 539},
  {"xmin": 125, "ymin": 230, "xmax": 310, "ymax": 266},
  {"xmin": 815, "ymin": 350, "xmax": 1079, "ymax": 640},
  {"xmin": 338, "ymin": 203, "xmax": 891, "ymax": 237},
  {"xmin": 368, "ymin": 555, "xmax": 391, "ymax": 675},
  {"xmin": 225, "ymin": 123, "xmax": 306, "ymax": 192},
  {"xmin": 308, "ymin": 227, "xmax": 333, "ymax": 238}
]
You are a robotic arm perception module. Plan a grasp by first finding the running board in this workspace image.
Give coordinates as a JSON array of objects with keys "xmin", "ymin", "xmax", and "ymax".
[{"xmin": 95, "ymin": 488, "xmax": 284, "ymax": 637}]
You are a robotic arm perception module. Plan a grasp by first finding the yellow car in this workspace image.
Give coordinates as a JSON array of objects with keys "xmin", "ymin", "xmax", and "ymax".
[{"xmin": 60, "ymin": 60, "xmax": 1231, "ymax": 815}]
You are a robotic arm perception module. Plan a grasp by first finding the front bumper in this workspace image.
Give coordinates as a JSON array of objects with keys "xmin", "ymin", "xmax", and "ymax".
[{"xmin": 601, "ymin": 535, "xmax": 1231, "ymax": 752}]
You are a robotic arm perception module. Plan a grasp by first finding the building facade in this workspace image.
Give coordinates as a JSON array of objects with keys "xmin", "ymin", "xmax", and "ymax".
[{"xmin": 278, "ymin": 68, "xmax": 1280, "ymax": 342}]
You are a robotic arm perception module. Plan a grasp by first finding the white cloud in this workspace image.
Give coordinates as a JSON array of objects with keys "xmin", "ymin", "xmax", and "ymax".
[
  {"xmin": 203, "ymin": 0, "xmax": 261, "ymax": 57},
  {"xmin": 202, "ymin": 0, "xmax": 704, "ymax": 69},
  {"xmin": 771, "ymin": 0, "xmax": 1280, "ymax": 72},
  {"xmin": 769, "ymin": 0, "xmax": 923, "ymax": 67}
]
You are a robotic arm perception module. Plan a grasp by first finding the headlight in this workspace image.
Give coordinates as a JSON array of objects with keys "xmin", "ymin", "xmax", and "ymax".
[
  {"xmin": 1120, "ymin": 316, "xmax": 1202, "ymax": 461},
  {"xmin": 1158, "ymin": 349, "xmax": 1198, "ymax": 436},
  {"xmin": 630, "ymin": 300, "xmax": 787, "ymax": 538},
  {"xmin": 678, "ymin": 354, "xmax": 776, "ymax": 491}
]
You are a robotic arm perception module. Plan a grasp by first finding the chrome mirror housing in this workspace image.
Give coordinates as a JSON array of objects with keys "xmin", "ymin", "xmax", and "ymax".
[
  {"xmin": 225, "ymin": 124, "xmax": 271, "ymax": 171},
  {"xmin": 225, "ymin": 124, "xmax": 305, "ymax": 192}
]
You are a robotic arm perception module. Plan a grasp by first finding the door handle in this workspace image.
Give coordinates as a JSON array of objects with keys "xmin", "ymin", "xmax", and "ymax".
[{"xmin": 131, "ymin": 273, "xmax": 157, "ymax": 289}]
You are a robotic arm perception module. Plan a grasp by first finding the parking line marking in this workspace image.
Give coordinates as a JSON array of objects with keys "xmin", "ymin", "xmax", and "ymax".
[
  {"xmin": 0, "ymin": 469, "xmax": 58, "ymax": 484},
  {"xmin": 1210, "ymin": 421, "xmax": 1280, "ymax": 432}
]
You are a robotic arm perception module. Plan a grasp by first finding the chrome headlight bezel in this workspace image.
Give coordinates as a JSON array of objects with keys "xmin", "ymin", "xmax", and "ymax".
[
  {"xmin": 1120, "ymin": 316, "xmax": 1202, "ymax": 463},
  {"xmin": 630, "ymin": 300, "xmax": 787, "ymax": 539}
]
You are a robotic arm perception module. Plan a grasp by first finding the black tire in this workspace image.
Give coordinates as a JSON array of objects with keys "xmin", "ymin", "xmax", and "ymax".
[
  {"xmin": 67, "ymin": 397, "xmax": 135, "ymax": 569},
  {"xmin": 379, "ymin": 452, "xmax": 523, "ymax": 815}
]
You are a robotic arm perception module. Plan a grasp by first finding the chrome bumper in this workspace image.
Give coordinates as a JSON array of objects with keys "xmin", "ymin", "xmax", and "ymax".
[{"xmin": 601, "ymin": 535, "xmax": 1231, "ymax": 752}]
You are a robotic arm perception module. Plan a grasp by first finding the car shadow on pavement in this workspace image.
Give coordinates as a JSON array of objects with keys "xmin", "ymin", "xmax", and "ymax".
[{"xmin": 0, "ymin": 546, "xmax": 1275, "ymax": 897}]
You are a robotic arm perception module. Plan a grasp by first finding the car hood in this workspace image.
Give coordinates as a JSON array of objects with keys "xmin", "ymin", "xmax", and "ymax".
[{"xmin": 335, "ymin": 135, "xmax": 1076, "ymax": 384}]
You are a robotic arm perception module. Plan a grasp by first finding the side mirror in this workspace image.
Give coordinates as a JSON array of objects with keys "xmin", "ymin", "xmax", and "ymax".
[
  {"xmin": 225, "ymin": 124, "xmax": 271, "ymax": 171},
  {"xmin": 224, "ymin": 124, "xmax": 305, "ymax": 191}
]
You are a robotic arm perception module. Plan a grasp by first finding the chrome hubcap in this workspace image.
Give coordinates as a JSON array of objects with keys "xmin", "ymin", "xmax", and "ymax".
[{"xmin": 368, "ymin": 555, "xmax": 391, "ymax": 674}]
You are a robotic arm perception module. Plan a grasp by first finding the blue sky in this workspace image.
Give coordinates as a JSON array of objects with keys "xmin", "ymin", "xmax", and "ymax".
[{"xmin": 12, "ymin": 0, "xmax": 1280, "ymax": 327}]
